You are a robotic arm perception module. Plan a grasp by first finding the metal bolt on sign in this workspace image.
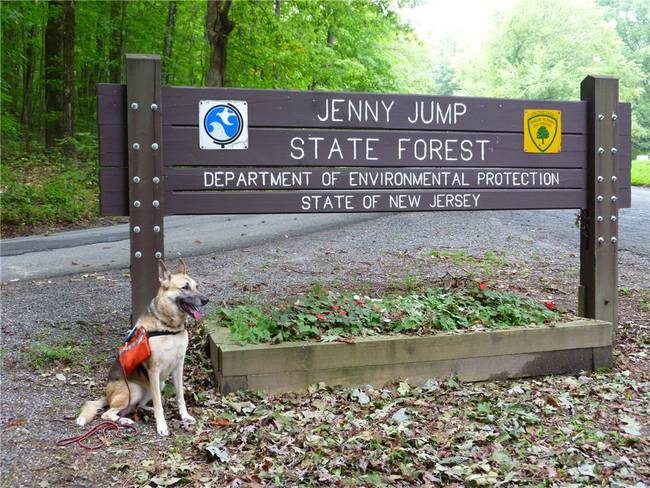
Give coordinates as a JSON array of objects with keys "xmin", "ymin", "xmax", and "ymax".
[
  {"xmin": 152, "ymin": 200, "xmax": 160, "ymax": 208},
  {"xmin": 132, "ymin": 176, "xmax": 140, "ymax": 183},
  {"xmin": 597, "ymin": 176, "xmax": 604, "ymax": 182},
  {"xmin": 152, "ymin": 177, "xmax": 160, "ymax": 184},
  {"xmin": 597, "ymin": 216, "xmax": 603, "ymax": 222},
  {"xmin": 155, "ymin": 251, "xmax": 162, "ymax": 259},
  {"xmin": 611, "ymin": 113, "xmax": 618, "ymax": 120},
  {"xmin": 134, "ymin": 251, "xmax": 142, "ymax": 258},
  {"xmin": 612, "ymin": 176, "xmax": 617, "ymax": 182},
  {"xmin": 611, "ymin": 196, "xmax": 617, "ymax": 202},
  {"xmin": 133, "ymin": 200, "xmax": 141, "ymax": 208},
  {"xmin": 597, "ymin": 195, "xmax": 604, "ymax": 202},
  {"xmin": 132, "ymin": 143, "xmax": 140, "ymax": 150},
  {"xmin": 153, "ymin": 225, "xmax": 161, "ymax": 233},
  {"xmin": 611, "ymin": 147, "xmax": 618, "ymax": 154},
  {"xmin": 133, "ymin": 226, "xmax": 141, "ymax": 233},
  {"xmin": 611, "ymin": 216, "xmax": 617, "ymax": 222},
  {"xmin": 611, "ymin": 237, "xmax": 617, "ymax": 243},
  {"xmin": 598, "ymin": 147, "xmax": 605, "ymax": 155},
  {"xmin": 598, "ymin": 237, "xmax": 605, "ymax": 244},
  {"xmin": 150, "ymin": 103, "xmax": 158, "ymax": 111},
  {"xmin": 131, "ymin": 102, "xmax": 139, "ymax": 110},
  {"xmin": 151, "ymin": 143, "xmax": 159, "ymax": 151},
  {"xmin": 597, "ymin": 114, "xmax": 604, "ymax": 121}
]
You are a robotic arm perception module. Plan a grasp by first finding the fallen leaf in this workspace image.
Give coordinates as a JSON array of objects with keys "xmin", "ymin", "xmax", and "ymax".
[
  {"xmin": 391, "ymin": 408, "xmax": 410, "ymax": 424},
  {"xmin": 620, "ymin": 415, "xmax": 641, "ymax": 436},
  {"xmin": 149, "ymin": 475, "xmax": 182, "ymax": 486},
  {"xmin": 350, "ymin": 388, "xmax": 370, "ymax": 405},
  {"xmin": 206, "ymin": 442, "xmax": 229, "ymax": 462},
  {"xmin": 209, "ymin": 418, "xmax": 231, "ymax": 427},
  {"xmin": 397, "ymin": 382, "xmax": 411, "ymax": 396}
]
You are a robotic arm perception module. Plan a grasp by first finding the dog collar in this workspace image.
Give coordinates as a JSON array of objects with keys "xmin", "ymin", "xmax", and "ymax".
[{"xmin": 147, "ymin": 330, "xmax": 185, "ymax": 338}]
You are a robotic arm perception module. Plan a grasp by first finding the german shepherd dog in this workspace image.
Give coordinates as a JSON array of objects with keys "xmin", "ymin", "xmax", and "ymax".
[{"xmin": 76, "ymin": 259, "xmax": 208, "ymax": 436}]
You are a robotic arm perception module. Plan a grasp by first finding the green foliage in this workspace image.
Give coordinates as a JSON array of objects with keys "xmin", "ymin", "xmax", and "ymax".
[
  {"xmin": 598, "ymin": 0, "xmax": 650, "ymax": 154},
  {"xmin": 209, "ymin": 285, "xmax": 559, "ymax": 344},
  {"xmin": 457, "ymin": 0, "xmax": 648, "ymax": 153},
  {"xmin": 2, "ymin": 0, "xmax": 649, "ymax": 230},
  {"xmin": 222, "ymin": 1, "xmax": 424, "ymax": 92},
  {"xmin": 631, "ymin": 159, "xmax": 650, "ymax": 185},
  {"xmin": 458, "ymin": 0, "xmax": 643, "ymax": 99},
  {"xmin": 26, "ymin": 341, "xmax": 80, "ymax": 367},
  {"xmin": 1, "ymin": 151, "xmax": 99, "ymax": 227}
]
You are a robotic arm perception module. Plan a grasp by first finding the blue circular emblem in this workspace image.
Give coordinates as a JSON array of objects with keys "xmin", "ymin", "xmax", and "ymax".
[{"xmin": 203, "ymin": 104, "xmax": 243, "ymax": 146}]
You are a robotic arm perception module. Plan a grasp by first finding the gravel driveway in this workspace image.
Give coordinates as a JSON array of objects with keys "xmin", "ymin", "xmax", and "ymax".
[{"xmin": 1, "ymin": 211, "xmax": 648, "ymax": 486}]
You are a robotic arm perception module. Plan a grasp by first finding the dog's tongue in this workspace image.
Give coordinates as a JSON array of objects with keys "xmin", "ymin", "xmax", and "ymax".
[{"xmin": 192, "ymin": 309, "xmax": 202, "ymax": 321}]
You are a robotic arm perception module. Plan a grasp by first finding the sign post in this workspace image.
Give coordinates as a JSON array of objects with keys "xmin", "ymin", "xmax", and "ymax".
[
  {"xmin": 579, "ymin": 76, "xmax": 619, "ymax": 353},
  {"xmin": 126, "ymin": 54, "xmax": 164, "ymax": 322}
]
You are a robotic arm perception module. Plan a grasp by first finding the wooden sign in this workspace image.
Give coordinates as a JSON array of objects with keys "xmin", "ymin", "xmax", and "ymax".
[{"xmin": 97, "ymin": 55, "xmax": 631, "ymax": 329}]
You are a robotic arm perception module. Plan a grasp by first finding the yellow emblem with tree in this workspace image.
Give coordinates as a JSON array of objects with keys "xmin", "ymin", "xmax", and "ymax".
[{"xmin": 524, "ymin": 109, "xmax": 562, "ymax": 153}]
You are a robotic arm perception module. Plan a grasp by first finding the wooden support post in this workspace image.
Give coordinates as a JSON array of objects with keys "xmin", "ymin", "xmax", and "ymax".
[
  {"xmin": 579, "ymin": 76, "xmax": 619, "ymax": 338},
  {"xmin": 126, "ymin": 54, "xmax": 164, "ymax": 323}
]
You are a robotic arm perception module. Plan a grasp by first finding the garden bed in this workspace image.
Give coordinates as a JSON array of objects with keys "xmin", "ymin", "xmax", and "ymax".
[{"xmin": 207, "ymin": 316, "xmax": 613, "ymax": 394}]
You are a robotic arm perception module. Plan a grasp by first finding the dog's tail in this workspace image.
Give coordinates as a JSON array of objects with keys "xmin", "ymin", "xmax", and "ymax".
[{"xmin": 76, "ymin": 398, "xmax": 107, "ymax": 426}]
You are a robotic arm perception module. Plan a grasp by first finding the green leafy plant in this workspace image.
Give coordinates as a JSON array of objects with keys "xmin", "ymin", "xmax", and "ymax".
[
  {"xmin": 1, "ymin": 151, "xmax": 99, "ymax": 228},
  {"xmin": 26, "ymin": 342, "xmax": 80, "ymax": 367},
  {"xmin": 209, "ymin": 284, "xmax": 560, "ymax": 344}
]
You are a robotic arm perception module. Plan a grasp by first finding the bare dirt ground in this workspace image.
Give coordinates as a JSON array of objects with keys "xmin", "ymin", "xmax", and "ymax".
[
  {"xmin": 2, "ymin": 216, "xmax": 128, "ymax": 239},
  {"xmin": 1, "ymin": 212, "xmax": 648, "ymax": 487}
]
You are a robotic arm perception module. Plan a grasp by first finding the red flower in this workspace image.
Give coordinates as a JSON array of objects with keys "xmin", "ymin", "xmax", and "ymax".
[
  {"xmin": 316, "ymin": 314, "xmax": 326, "ymax": 320},
  {"xmin": 479, "ymin": 283, "xmax": 487, "ymax": 291},
  {"xmin": 332, "ymin": 305, "xmax": 340, "ymax": 311},
  {"xmin": 544, "ymin": 300, "xmax": 556, "ymax": 310}
]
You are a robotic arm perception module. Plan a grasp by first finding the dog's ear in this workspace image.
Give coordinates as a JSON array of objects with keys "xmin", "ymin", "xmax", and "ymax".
[
  {"xmin": 178, "ymin": 258, "xmax": 188, "ymax": 275},
  {"xmin": 158, "ymin": 260, "xmax": 171, "ymax": 284}
]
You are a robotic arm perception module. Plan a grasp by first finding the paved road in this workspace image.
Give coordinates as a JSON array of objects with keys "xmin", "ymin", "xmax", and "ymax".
[{"xmin": 1, "ymin": 187, "xmax": 648, "ymax": 283}]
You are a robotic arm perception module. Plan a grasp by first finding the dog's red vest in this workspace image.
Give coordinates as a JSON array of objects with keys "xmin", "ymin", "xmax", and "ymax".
[{"xmin": 118, "ymin": 328, "xmax": 151, "ymax": 375}]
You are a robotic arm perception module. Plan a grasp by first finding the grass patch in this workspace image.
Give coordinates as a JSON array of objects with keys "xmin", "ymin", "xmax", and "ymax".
[
  {"xmin": 208, "ymin": 283, "xmax": 559, "ymax": 344},
  {"xmin": 26, "ymin": 341, "xmax": 81, "ymax": 367},
  {"xmin": 631, "ymin": 159, "xmax": 650, "ymax": 186},
  {"xmin": 427, "ymin": 248, "xmax": 507, "ymax": 276},
  {"xmin": 0, "ymin": 150, "xmax": 99, "ymax": 228},
  {"xmin": 640, "ymin": 291, "xmax": 650, "ymax": 314}
]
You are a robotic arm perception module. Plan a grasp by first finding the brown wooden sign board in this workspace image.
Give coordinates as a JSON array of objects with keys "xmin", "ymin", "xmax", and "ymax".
[{"xmin": 103, "ymin": 55, "xmax": 629, "ymax": 330}]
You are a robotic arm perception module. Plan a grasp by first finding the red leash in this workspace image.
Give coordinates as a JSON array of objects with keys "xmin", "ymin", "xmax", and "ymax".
[
  {"xmin": 56, "ymin": 421, "xmax": 138, "ymax": 450},
  {"xmin": 58, "ymin": 344, "xmax": 138, "ymax": 450}
]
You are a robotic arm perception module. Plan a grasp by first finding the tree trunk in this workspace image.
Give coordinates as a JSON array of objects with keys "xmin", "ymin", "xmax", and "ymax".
[
  {"xmin": 162, "ymin": 1, "xmax": 177, "ymax": 84},
  {"xmin": 21, "ymin": 24, "xmax": 38, "ymax": 145},
  {"xmin": 273, "ymin": 0, "xmax": 281, "ymax": 87},
  {"xmin": 205, "ymin": 0, "xmax": 234, "ymax": 87},
  {"xmin": 44, "ymin": 0, "xmax": 75, "ymax": 153},
  {"xmin": 62, "ymin": 0, "xmax": 75, "ymax": 158},
  {"xmin": 44, "ymin": 1, "xmax": 65, "ymax": 149},
  {"xmin": 109, "ymin": 0, "xmax": 127, "ymax": 83}
]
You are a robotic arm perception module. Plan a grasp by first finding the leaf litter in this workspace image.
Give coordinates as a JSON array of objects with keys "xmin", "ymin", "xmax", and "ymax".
[{"xmin": 135, "ymin": 364, "xmax": 649, "ymax": 487}]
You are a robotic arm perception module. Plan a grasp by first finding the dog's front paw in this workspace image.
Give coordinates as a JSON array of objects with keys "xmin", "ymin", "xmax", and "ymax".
[
  {"xmin": 157, "ymin": 423, "xmax": 169, "ymax": 436},
  {"xmin": 181, "ymin": 414, "xmax": 196, "ymax": 425},
  {"xmin": 76, "ymin": 417, "xmax": 87, "ymax": 427}
]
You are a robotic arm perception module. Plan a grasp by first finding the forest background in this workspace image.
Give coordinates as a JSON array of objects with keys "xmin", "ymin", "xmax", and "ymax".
[{"xmin": 1, "ymin": 0, "xmax": 648, "ymax": 233}]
